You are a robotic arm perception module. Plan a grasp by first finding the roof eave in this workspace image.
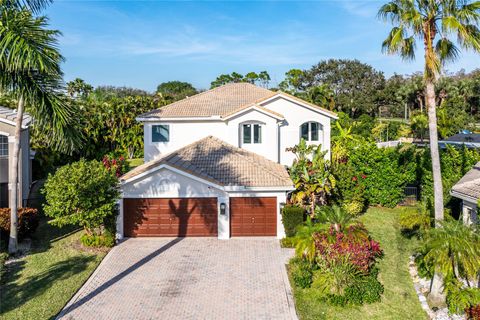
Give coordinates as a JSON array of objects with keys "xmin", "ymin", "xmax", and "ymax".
[{"xmin": 450, "ymin": 189, "xmax": 479, "ymax": 203}]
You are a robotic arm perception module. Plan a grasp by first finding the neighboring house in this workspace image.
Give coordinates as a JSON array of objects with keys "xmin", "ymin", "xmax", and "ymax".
[
  {"xmin": 118, "ymin": 83, "xmax": 337, "ymax": 239},
  {"xmin": 0, "ymin": 106, "xmax": 32, "ymax": 208},
  {"xmin": 439, "ymin": 133, "xmax": 480, "ymax": 149},
  {"xmin": 451, "ymin": 162, "xmax": 480, "ymax": 225}
]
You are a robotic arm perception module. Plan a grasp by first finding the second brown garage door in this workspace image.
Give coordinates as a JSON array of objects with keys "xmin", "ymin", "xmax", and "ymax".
[
  {"xmin": 230, "ymin": 197, "xmax": 277, "ymax": 236},
  {"xmin": 124, "ymin": 198, "xmax": 218, "ymax": 237}
]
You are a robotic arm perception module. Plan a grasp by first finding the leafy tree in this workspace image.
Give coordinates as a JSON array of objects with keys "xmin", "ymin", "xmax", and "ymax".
[
  {"xmin": 305, "ymin": 85, "xmax": 335, "ymax": 110},
  {"xmin": 0, "ymin": 3, "xmax": 79, "ymax": 253},
  {"xmin": 156, "ymin": 81, "xmax": 197, "ymax": 102},
  {"xmin": 302, "ymin": 59, "xmax": 385, "ymax": 117},
  {"xmin": 67, "ymin": 78, "xmax": 93, "ymax": 99},
  {"xmin": 410, "ymin": 112, "xmax": 429, "ymax": 142},
  {"xmin": 278, "ymin": 69, "xmax": 306, "ymax": 94},
  {"xmin": 288, "ymin": 139, "xmax": 336, "ymax": 216},
  {"xmin": 43, "ymin": 159, "xmax": 120, "ymax": 236},
  {"xmin": 210, "ymin": 71, "xmax": 271, "ymax": 88}
]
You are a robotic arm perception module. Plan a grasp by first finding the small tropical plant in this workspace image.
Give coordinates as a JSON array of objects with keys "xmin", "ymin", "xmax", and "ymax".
[
  {"xmin": 422, "ymin": 220, "xmax": 480, "ymax": 284},
  {"xmin": 288, "ymin": 139, "xmax": 336, "ymax": 216},
  {"xmin": 293, "ymin": 217, "xmax": 327, "ymax": 262},
  {"xmin": 315, "ymin": 205, "xmax": 356, "ymax": 233}
]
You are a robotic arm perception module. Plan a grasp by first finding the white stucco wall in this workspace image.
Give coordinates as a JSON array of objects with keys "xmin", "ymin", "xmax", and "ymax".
[
  {"xmin": 143, "ymin": 120, "xmax": 227, "ymax": 162},
  {"xmin": 142, "ymin": 96, "xmax": 334, "ymax": 166},
  {"xmin": 462, "ymin": 200, "xmax": 478, "ymax": 225},
  {"xmin": 226, "ymin": 109, "xmax": 279, "ymax": 162},
  {"xmin": 260, "ymin": 96, "xmax": 332, "ymax": 166}
]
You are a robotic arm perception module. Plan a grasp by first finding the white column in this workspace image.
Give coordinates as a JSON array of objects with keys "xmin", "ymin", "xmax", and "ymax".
[
  {"xmin": 217, "ymin": 196, "xmax": 230, "ymax": 239},
  {"xmin": 116, "ymin": 199, "xmax": 124, "ymax": 240},
  {"xmin": 276, "ymin": 193, "xmax": 287, "ymax": 239}
]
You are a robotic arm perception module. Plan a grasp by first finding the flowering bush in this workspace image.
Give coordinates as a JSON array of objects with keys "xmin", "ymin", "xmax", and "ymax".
[
  {"xmin": 102, "ymin": 155, "xmax": 129, "ymax": 177},
  {"xmin": 0, "ymin": 208, "xmax": 39, "ymax": 240},
  {"xmin": 313, "ymin": 224, "xmax": 383, "ymax": 273}
]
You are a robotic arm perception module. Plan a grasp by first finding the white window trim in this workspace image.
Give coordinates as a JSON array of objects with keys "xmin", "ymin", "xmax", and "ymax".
[
  {"xmin": 241, "ymin": 122, "xmax": 263, "ymax": 144},
  {"xmin": 152, "ymin": 124, "xmax": 170, "ymax": 143},
  {"xmin": 300, "ymin": 121, "xmax": 322, "ymax": 142}
]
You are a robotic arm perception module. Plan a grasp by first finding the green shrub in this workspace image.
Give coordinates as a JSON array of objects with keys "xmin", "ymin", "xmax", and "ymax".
[
  {"xmin": 0, "ymin": 208, "xmax": 39, "ymax": 240},
  {"xmin": 289, "ymin": 258, "xmax": 314, "ymax": 288},
  {"xmin": 446, "ymin": 286, "xmax": 480, "ymax": 315},
  {"xmin": 282, "ymin": 205, "xmax": 305, "ymax": 237},
  {"xmin": 43, "ymin": 159, "xmax": 120, "ymax": 237},
  {"xmin": 81, "ymin": 232, "xmax": 115, "ymax": 248},
  {"xmin": 327, "ymin": 293, "xmax": 349, "ymax": 306},
  {"xmin": 280, "ymin": 237, "xmax": 297, "ymax": 248},
  {"xmin": 342, "ymin": 200, "xmax": 364, "ymax": 216}
]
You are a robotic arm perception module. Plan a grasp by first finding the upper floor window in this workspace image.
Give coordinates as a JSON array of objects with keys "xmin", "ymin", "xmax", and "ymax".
[
  {"xmin": 0, "ymin": 136, "xmax": 7, "ymax": 158},
  {"xmin": 152, "ymin": 125, "xmax": 169, "ymax": 142},
  {"xmin": 300, "ymin": 122, "xmax": 321, "ymax": 142},
  {"xmin": 242, "ymin": 123, "xmax": 262, "ymax": 144}
]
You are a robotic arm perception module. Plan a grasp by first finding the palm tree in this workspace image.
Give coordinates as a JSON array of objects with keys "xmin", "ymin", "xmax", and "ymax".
[
  {"xmin": 378, "ymin": 0, "xmax": 480, "ymax": 305},
  {"xmin": 379, "ymin": 0, "xmax": 480, "ymax": 225},
  {"xmin": 0, "ymin": 3, "xmax": 78, "ymax": 253}
]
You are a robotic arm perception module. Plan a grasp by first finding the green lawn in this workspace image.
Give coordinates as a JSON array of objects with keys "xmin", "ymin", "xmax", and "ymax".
[
  {"xmin": 0, "ymin": 220, "xmax": 107, "ymax": 320},
  {"xmin": 292, "ymin": 207, "xmax": 427, "ymax": 320}
]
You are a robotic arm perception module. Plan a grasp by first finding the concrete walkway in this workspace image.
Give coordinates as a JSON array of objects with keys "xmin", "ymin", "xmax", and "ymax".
[{"xmin": 57, "ymin": 238, "xmax": 297, "ymax": 320}]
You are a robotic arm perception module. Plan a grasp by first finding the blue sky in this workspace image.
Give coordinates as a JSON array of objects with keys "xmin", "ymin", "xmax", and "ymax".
[{"xmin": 46, "ymin": 1, "xmax": 480, "ymax": 92}]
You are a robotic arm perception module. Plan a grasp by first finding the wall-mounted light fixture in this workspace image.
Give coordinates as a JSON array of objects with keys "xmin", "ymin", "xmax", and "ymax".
[
  {"xmin": 220, "ymin": 203, "xmax": 226, "ymax": 215},
  {"xmin": 279, "ymin": 202, "xmax": 286, "ymax": 212}
]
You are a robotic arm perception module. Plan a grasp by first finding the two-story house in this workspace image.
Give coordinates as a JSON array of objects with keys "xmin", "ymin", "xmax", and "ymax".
[
  {"xmin": 0, "ymin": 106, "xmax": 32, "ymax": 208},
  {"xmin": 118, "ymin": 83, "xmax": 337, "ymax": 239}
]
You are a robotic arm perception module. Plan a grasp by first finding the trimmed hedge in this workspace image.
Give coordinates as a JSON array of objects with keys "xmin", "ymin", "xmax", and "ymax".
[
  {"xmin": 282, "ymin": 205, "xmax": 305, "ymax": 237},
  {"xmin": 0, "ymin": 208, "xmax": 39, "ymax": 240}
]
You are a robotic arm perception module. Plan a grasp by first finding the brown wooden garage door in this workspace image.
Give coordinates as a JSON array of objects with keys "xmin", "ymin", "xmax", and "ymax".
[
  {"xmin": 123, "ymin": 198, "xmax": 218, "ymax": 237},
  {"xmin": 230, "ymin": 197, "xmax": 277, "ymax": 236}
]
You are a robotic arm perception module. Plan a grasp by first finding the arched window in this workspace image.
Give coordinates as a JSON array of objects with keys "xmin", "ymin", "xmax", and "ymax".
[
  {"xmin": 241, "ymin": 122, "xmax": 262, "ymax": 144},
  {"xmin": 0, "ymin": 135, "xmax": 8, "ymax": 158},
  {"xmin": 300, "ymin": 122, "xmax": 322, "ymax": 142}
]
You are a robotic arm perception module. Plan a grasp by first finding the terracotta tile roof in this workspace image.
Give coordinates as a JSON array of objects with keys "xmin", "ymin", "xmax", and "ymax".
[
  {"xmin": 138, "ymin": 82, "xmax": 337, "ymax": 120},
  {"xmin": 0, "ymin": 106, "xmax": 32, "ymax": 128},
  {"xmin": 121, "ymin": 136, "xmax": 293, "ymax": 188},
  {"xmin": 451, "ymin": 162, "xmax": 480, "ymax": 200},
  {"xmin": 140, "ymin": 83, "xmax": 277, "ymax": 119}
]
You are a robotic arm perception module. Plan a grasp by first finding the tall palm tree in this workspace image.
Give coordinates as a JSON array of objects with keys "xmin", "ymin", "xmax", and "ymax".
[
  {"xmin": 378, "ymin": 0, "xmax": 480, "ymax": 305},
  {"xmin": 0, "ymin": 1, "xmax": 78, "ymax": 253}
]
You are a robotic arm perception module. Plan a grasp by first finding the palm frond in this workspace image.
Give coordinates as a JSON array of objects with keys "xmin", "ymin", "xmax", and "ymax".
[
  {"xmin": 435, "ymin": 37, "xmax": 461, "ymax": 63},
  {"xmin": 1, "ymin": 0, "xmax": 53, "ymax": 14},
  {"xmin": 0, "ymin": 8, "xmax": 63, "ymax": 75}
]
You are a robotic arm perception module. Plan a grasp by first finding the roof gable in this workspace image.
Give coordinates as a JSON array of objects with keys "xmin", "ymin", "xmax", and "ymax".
[
  {"xmin": 121, "ymin": 136, "xmax": 293, "ymax": 188},
  {"xmin": 137, "ymin": 83, "xmax": 337, "ymax": 120}
]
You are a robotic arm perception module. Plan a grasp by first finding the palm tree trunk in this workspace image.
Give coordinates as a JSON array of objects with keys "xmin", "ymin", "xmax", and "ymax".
[
  {"xmin": 8, "ymin": 96, "xmax": 25, "ymax": 254},
  {"xmin": 425, "ymin": 80, "xmax": 446, "ymax": 307},
  {"xmin": 425, "ymin": 81, "xmax": 444, "ymax": 224}
]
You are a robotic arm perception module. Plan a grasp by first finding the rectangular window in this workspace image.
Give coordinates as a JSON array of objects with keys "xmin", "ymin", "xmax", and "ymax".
[
  {"xmin": 243, "ymin": 124, "xmax": 251, "ymax": 144},
  {"xmin": 0, "ymin": 136, "xmax": 8, "ymax": 158},
  {"xmin": 310, "ymin": 122, "xmax": 319, "ymax": 141},
  {"xmin": 300, "ymin": 123, "xmax": 309, "ymax": 140},
  {"xmin": 152, "ymin": 125, "xmax": 169, "ymax": 142},
  {"xmin": 254, "ymin": 124, "xmax": 262, "ymax": 143}
]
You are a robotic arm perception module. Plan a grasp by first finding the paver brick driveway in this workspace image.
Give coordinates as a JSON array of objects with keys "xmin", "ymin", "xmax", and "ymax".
[{"xmin": 57, "ymin": 238, "xmax": 297, "ymax": 320}]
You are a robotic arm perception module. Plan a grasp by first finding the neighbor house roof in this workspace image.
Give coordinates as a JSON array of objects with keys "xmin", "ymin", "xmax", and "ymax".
[
  {"xmin": 446, "ymin": 133, "xmax": 480, "ymax": 143},
  {"xmin": 121, "ymin": 136, "xmax": 293, "ymax": 188},
  {"xmin": 0, "ymin": 106, "xmax": 32, "ymax": 128},
  {"xmin": 138, "ymin": 82, "xmax": 337, "ymax": 120},
  {"xmin": 451, "ymin": 161, "xmax": 480, "ymax": 202}
]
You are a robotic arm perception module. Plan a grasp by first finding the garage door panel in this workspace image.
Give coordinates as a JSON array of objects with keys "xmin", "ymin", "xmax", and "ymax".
[
  {"xmin": 124, "ymin": 198, "xmax": 218, "ymax": 237},
  {"xmin": 230, "ymin": 197, "xmax": 277, "ymax": 237}
]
